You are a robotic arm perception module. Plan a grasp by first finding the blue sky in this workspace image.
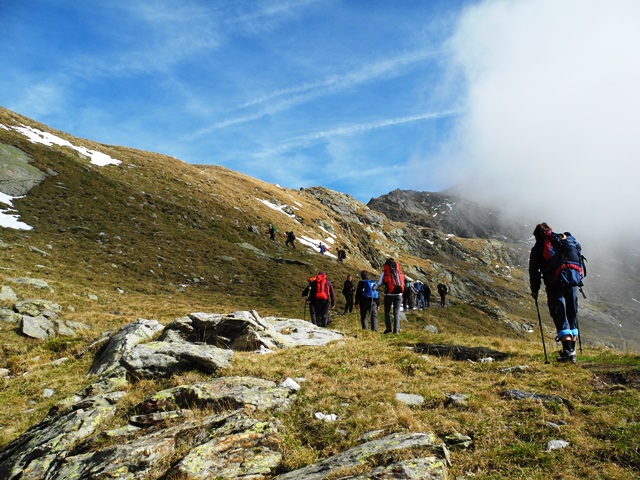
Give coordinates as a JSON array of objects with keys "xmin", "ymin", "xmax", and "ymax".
[
  {"xmin": 2, "ymin": 0, "xmax": 640, "ymax": 241},
  {"xmin": 0, "ymin": 0, "xmax": 467, "ymax": 203}
]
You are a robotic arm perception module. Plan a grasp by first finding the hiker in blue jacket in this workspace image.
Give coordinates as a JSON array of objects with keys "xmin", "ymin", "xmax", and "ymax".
[
  {"xmin": 529, "ymin": 222, "xmax": 580, "ymax": 364},
  {"xmin": 354, "ymin": 271, "xmax": 378, "ymax": 331}
]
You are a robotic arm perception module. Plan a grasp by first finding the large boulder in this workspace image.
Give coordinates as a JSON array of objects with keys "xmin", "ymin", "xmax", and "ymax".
[
  {"xmin": 121, "ymin": 340, "xmax": 233, "ymax": 378},
  {"xmin": 89, "ymin": 318, "xmax": 164, "ymax": 376},
  {"xmin": 161, "ymin": 310, "xmax": 296, "ymax": 351}
]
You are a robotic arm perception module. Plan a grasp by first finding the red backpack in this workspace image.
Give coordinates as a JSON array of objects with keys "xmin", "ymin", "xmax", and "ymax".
[
  {"xmin": 383, "ymin": 262, "xmax": 404, "ymax": 294},
  {"xmin": 313, "ymin": 273, "xmax": 329, "ymax": 300}
]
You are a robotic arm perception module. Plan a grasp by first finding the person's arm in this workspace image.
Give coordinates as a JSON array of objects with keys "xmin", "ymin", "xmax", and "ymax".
[
  {"xmin": 329, "ymin": 282, "xmax": 336, "ymax": 308},
  {"xmin": 376, "ymin": 271, "xmax": 385, "ymax": 288}
]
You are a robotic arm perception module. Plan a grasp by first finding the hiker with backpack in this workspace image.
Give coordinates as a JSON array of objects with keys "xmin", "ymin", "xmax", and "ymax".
[
  {"xmin": 414, "ymin": 279, "xmax": 425, "ymax": 309},
  {"xmin": 302, "ymin": 271, "xmax": 335, "ymax": 327},
  {"xmin": 285, "ymin": 231, "xmax": 296, "ymax": 248},
  {"xmin": 529, "ymin": 222, "xmax": 586, "ymax": 364},
  {"xmin": 403, "ymin": 276, "xmax": 415, "ymax": 311},
  {"xmin": 355, "ymin": 271, "xmax": 379, "ymax": 331},
  {"xmin": 437, "ymin": 282, "xmax": 448, "ymax": 307},
  {"xmin": 376, "ymin": 258, "xmax": 405, "ymax": 334},
  {"xmin": 342, "ymin": 274, "xmax": 355, "ymax": 314},
  {"xmin": 268, "ymin": 224, "xmax": 277, "ymax": 241},
  {"xmin": 337, "ymin": 249, "xmax": 347, "ymax": 263},
  {"xmin": 423, "ymin": 283, "xmax": 431, "ymax": 307}
]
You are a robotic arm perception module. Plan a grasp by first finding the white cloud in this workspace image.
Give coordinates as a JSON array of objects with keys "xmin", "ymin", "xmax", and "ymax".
[{"xmin": 433, "ymin": 0, "xmax": 640, "ymax": 239}]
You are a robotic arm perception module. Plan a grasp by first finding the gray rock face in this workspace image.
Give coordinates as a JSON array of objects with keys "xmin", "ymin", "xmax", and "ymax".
[
  {"xmin": 14, "ymin": 299, "xmax": 62, "ymax": 317},
  {"xmin": 0, "ymin": 286, "xmax": 18, "ymax": 302},
  {"xmin": 163, "ymin": 310, "xmax": 300, "ymax": 351},
  {"xmin": 367, "ymin": 189, "xmax": 529, "ymax": 241},
  {"xmin": 273, "ymin": 432, "xmax": 449, "ymax": 480},
  {"xmin": 0, "ymin": 392, "xmax": 122, "ymax": 480},
  {"xmin": 121, "ymin": 340, "xmax": 233, "ymax": 378},
  {"xmin": 7, "ymin": 277, "xmax": 49, "ymax": 289},
  {"xmin": 89, "ymin": 318, "xmax": 164, "ymax": 376},
  {"xmin": 20, "ymin": 315, "xmax": 90, "ymax": 340},
  {"xmin": 134, "ymin": 376, "xmax": 297, "ymax": 413},
  {"xmin": 0, "ymin": 143, "xmax": 46, "ymax": 196}
]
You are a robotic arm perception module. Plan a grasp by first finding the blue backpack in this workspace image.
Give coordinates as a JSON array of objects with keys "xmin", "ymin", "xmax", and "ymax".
[
  {"xmin": 361, "ymin": 280, "xmax": 378, "ymax": 299},
  {"xmin": 544, "ymin": 232, "xmax": 587, "ymax": 287}
]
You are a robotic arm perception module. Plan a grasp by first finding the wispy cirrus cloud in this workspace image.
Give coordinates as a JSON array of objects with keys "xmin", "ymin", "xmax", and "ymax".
[
  {"xmin": 191, "ymin": 48, "xmax": 440, "ymax": 137},
  {"xmin": 255, "ymin": 109, "xmax": 461, "ymax": 157}
]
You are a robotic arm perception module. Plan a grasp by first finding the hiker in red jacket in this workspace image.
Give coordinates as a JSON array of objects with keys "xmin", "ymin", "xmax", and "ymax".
[{"xmin": 302, "ymin": 271, "xmax": 335, "ymax": 327}]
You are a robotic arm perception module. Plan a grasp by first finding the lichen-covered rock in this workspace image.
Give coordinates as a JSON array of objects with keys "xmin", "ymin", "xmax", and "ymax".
[
  {"xmin": 134, "ymin": 376, "xmax": 296, "ymax": 414},
  {"xmin": 14, "ymin": 299, "xmax": 62, "ymax": 316},
  {"xmin": 121, "ymin": 340, "xmax": 233, "ymax": 378},
  {"xmin": 170, "ymin": 418, "xmax": 282, "ymax": 479},
  {"xmin": 0, "ymin": 393, "xmax": 119, "ymax": 480},
  {"xmin": 89, "ymin": 318, "xmax": 164, "ymax": 376},
  {"xmin": 274, "ymin": 432, "xmax": 448, "ymax": 480},
  {"xmin": 20, "ymin": 315, "xmax": 91, "ymax": 340}
]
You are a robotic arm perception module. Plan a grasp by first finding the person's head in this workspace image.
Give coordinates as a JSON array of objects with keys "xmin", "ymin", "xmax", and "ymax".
[
  {"xmin": 346, "ymin": 274, "xmax": 352, "ymax": 281},
  {"xmin": 533, "ymin": 222, "xmax": 552, "ymax": 240},
  {"xmin": 360, "ymin": 270, "xmax": 369, "ymax": 279},
  {"xmin": 385, "ymin": 257, "xmax": 395, "ymax": 268}
]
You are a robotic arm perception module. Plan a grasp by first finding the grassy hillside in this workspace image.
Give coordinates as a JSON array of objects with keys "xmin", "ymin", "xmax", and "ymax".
[{"xmin": 0, "ymin": 107, "xmax": 638, "ymax": 479}]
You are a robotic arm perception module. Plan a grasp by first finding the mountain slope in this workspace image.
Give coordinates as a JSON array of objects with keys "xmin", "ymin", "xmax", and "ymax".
[{"xmin": 0, "ymin": 108, "xmax": 638, "ymax": 479}]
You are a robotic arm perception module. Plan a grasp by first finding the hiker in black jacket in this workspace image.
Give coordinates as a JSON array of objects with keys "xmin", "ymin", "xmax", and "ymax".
[
  {"xmin": 285, "ymin": 231, "xmax": 296, "ymax": 248},
  {"xmin": 437, "ymin": 282, "xmax": 448, "ymax": 307},
  {"xmin": 422, "ymin": 283, "xmax": 431, "ymax": 307},
  {"xmin": 342, "ymin": 274, "xmax": 355, "ymax": 314}
]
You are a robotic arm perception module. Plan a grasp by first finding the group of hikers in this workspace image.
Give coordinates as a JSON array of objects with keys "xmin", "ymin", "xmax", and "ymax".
[
  {"xmin": 267, "ymin": 224, "xmax": 297, "ymax": 248},
  {"xmin": 302, "ymin": 258, "xmax": 449, "ymax": 335},
  {"xmin": 279, "ymin": 218, "xmax": 586, "ymax": 364}
]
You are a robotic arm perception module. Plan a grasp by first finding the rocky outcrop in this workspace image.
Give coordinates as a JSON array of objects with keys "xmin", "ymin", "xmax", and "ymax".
[
  {"xmin": 0, "ymin": 312, "xmax": 450, "ymax": 479},
  {"xmin": 368, "ymin": 189, "xmax": 529, "ymax": 241},
  {"xmin": 0, "ymin": 143, "xmax": 46, "ymax": 196}
]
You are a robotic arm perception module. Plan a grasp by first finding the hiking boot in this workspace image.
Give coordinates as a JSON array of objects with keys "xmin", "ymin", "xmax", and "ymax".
[{"xmin": 557, "ymin": 349, "xmax": 577, "ymax": 364}]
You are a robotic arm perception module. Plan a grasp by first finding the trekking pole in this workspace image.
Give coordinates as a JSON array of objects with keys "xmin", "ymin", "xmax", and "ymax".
[
  {"xmin": 575, "ymin": 315, "xmax": 583, "ymax": 354},
  {"xmin": 534, "ymin": 298, "xmax": 550, "ymax": 364}
]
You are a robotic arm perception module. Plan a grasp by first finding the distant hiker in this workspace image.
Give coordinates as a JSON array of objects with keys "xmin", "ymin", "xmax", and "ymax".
[
  {"xmin": 268, "ymin": 224, "xmax": 277, "ymax": 241},
  {"xmin": 302, "ymin": 271, "xmax": 335, "ymax": 327},
  {"xmin": 529, "ymin": 222, "xmax": 586, "ymax": 364},
  {"xmin": 285, "ymin": 231, "xmax": 296, "ymax": 248},
  {"xmin": 422, "ymin": 283, "xmax": 431, "ymax": 308},
  {"xmin": 377, "ymin": 258, "xmax": 405, "ymax": 334},
  {"xmin": 337, "ymin": 249, "xmax": 347, "ymax": 263},
  {"xmin": 437, "ymin": 282, "xmax": 448, "ymax": 307},
  {"xmin": 318, "ymin": 242, "xmax": 327, "ymax": 255},
  {"xmin": 403, "ymin": 276, "xmax": 415, "ymax": 311},
  {"xmin": 414, "ymin": 279, "xmax": 425, "ymax": 309},
  {"xmin": 355, "ymin": 271, "xmax": 379, "ymax": 331},
  {"xmin": 342, "ymin": 274, "xmax": 355, "ymax": 314}
]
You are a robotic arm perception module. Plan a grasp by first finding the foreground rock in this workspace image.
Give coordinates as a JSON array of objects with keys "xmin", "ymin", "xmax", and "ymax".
[
  {"xmin": 274, "ymin": 432, "xmax": 449, "ymax": 480},
  {"xmin": 0, "ymin": 312, "xmax": 450, "ymax": 479}
]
